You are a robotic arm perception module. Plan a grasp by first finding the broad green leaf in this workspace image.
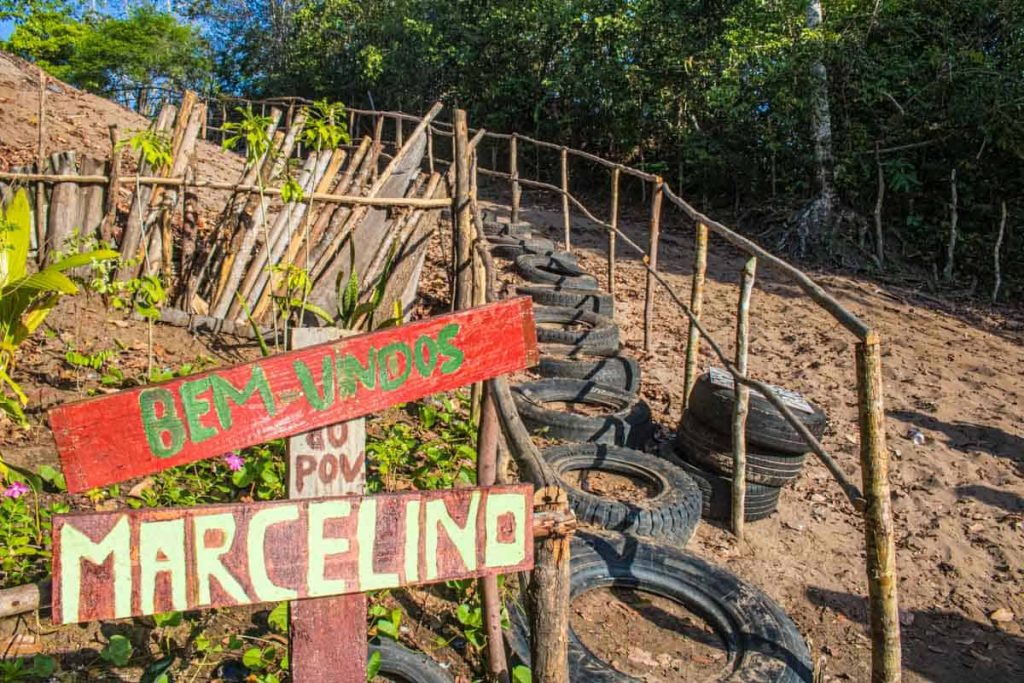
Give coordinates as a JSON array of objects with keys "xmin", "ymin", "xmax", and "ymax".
[
  {"xmin": 100, "ymin": 634, "xmax": 133, "ymax": 666},
  {"xmin": 0, "ymin": 189, "xmax": 31, "ymax": 288},
  {"xmin": 366, "ymin": 650, "xmax": 381, "ymax": 680},
  {"xmin": 49, "ymin": 249, "xmax": 120, "ymax": 273},
  {"xmin": 3, "ymin": 269, "xmax": 78, "ymax": 296},
  {"xmin": 267, "ymin": 601, "xmax": 288, "ymax": 633}
]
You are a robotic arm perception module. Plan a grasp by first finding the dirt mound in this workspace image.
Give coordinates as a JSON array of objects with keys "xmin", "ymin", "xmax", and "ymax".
[{"xmin": 0, "ymin": 51, "xmax": 244, "ymax": 195}]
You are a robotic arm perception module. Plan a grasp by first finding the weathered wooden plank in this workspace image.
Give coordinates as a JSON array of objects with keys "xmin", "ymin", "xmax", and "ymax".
[
  {"xmin": 288, "ymin": 327, "xmax": 367, "ymax": 683},
  {"xmin": 52, "ymin": 484, "xmax": 534, "ymax": 624},
  {"xmin": 49, "ymin": 298, "xmax": 539, "ymax": 492}
]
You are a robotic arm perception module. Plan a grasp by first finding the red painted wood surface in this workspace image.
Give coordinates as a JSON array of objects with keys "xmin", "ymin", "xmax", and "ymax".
[
  {"xmin": 50, "ymin": 298, "xmax": 538, "ymax": 492},
  {"xmin": 287, "ymin": 327, "xmax": 367, "ymax": 683},
  {"xmin": 52, "ymin": 485, "xmax": 533, "ymax": 624}
]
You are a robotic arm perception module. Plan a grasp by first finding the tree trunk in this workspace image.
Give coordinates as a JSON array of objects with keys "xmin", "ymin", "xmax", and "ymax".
[{"xmin": 799, "ymin": 0, "xmax": 837, "ymax": 252}]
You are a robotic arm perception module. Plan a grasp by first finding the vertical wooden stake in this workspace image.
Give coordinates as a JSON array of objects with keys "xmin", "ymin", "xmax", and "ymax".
[
  {"xmin": 560, "ymin": 147, "xmax": 571, "ymax": 252},
  {"xmin": 288, "ymin": 328, "xmax": 367, "ymax": 683},
  {"xmin": 856, "ymin": 334, "xmax": 902, "ymax": 683},
  {"xmin": 100, "ymin": 124, "xmax": 123, "ymax": 245},
  {"xmin": 220, "ymin": 103, "xmax": 227, "ymax": 145},
  {"xmin": 371, "ymin": 115, "xmax": 385, "ymax": 183},
  {"xmin": 453, "ymin": 109, "xmax": 474, "ymax": 311},
  {"xmin": 395, "ymin": 115, "xmax": 404, "ymax": 150},
  {"xmin": 608, "ymin": 166, "xmax": 620, "ymax": 295},
  {"xmin": 643, "ymin": 178, "xmax": 664, "ymax": 352},
  {"xmin": 477, "ymin": 387, "xmax": 510, "ymax": 683},
  {"xmin": 731, "ymin": 257, "xmax": 756, "ymax": 540},
  {"xmin": 427, "ymin": 126, "xmax": 435, "ymax": 175},
  {"xmin": 35, "ymin": 68, "xmax": 47, "ymax": 263},
  {"xmin": 682, "ymin": 222, "xmax": 709, "ymax": 408},
  {"xmin": 510, "ymin": 134, "xmax": 521, "ymax": 224}
]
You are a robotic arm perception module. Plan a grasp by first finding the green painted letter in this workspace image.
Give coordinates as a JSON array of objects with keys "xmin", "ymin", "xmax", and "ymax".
[
  {"xmin": 210, "ymin": 367, "xmax": 276, "ymax": 431},
  {"xmin": 181, "ymin": 377, "xmax": 217, "ymax": 444},
  {"xmin": 436, "ymin": 323, "xmax": 464, "ymax": 374},
  {"xmin": 378, "ymin": 342, "xmax": 412, "ymax": 392},
  {"xmin": 294, "ymin": 354, "xmax": 335, "ymax": 411},
  {"xmin": 140, "ymin": 388, "xmax": 186, "ymax": 459}
]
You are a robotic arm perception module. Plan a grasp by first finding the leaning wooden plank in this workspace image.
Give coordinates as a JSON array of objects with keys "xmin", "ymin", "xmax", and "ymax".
[
  {"xmin": 52, "ymin": 484, "xmax": 534, "ymax": 624},
  {"xmin": 49, "ymin": 297, "xmax": 539, "ymax": 492},
  {"xmin": 45, "ymin": 151, "xmax": 78, "ymax": 258},
  {"xmin": 117, "ymin": 103, "xmax": 176, "ymax": 278},
  {"xmin": 77, "ymin": 157, "xmax": 106, "ymax": 239},
  {"xmin": 307, "ymin": 102, "xmax": 443, "ymax": 315}
]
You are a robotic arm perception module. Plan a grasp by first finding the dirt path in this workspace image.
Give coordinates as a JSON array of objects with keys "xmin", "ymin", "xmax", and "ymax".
[{"xmin": 479, "ymin": 192, "xmax": 1024, "ymax": 681}]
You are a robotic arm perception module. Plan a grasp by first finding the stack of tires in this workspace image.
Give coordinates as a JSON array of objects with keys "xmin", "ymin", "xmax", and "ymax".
[
  {"xmin": 483, "ymin": 215, "xmax": 813, "ymax": 682},
  {"xmin": 482, "ymin": 215, "xmax": 702, "ymax": 545},
  {"xmin": 668, "ymin": 367, "xmax": 827, "ymax": 522}
]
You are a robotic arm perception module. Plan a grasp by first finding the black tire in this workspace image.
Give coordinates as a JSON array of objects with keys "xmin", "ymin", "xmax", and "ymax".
[
  {"xmin": 516, "ymin": 253, "xmax": 599, "ymax": 289},
  {"xmin": 675, "ymin": 411, "xmax": 807, "ymax": 486},
  {"xmin": 369, "ymin": 639, "xmax": 452, "ymax": 683},
  {"xmin": 516, "ymin": 284, "xmax": 614, "ymax": 316},
  {"xmin": 488, "ymin": 236, "xmax": 557, "ymax": 259},
  {"xmin": 483, "ymin": 219, "xmax": 532, "ymax": 238},
  {"xmin": 688, "ymin": 369, "xmax": 827, "ymax": 455},
  {"xmin": 542, "ymin": 444, "xmax": 702, "ymax": 543},
  {"xmin": 538, "ymin": 351, "xmax": 641, "ymax": 394},
  {"xmin": 659, "ymin": 443, "xmax": 781, "ymax": 522},
  {"xmin": 507, "ymin": 532, "xmax": 813, "ymax": 682},
  {"xmin": 512, "ymin": 379, "xmax": 653, "ymax": 447},
  {"xmin": 533, "ymin": 306, "xmax": 619, "ymax": 354}
]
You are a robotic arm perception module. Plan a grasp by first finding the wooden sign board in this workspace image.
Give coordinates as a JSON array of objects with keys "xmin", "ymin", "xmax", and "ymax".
[
  {"xmin": 52, "ymin": 485, "xmax": 533, "ymax": 624},
  {"xmin": 49, "ymin": 298, "xmax": 538, "ymax": 492}
]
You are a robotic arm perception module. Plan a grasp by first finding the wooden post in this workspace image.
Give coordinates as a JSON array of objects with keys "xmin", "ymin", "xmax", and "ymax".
[
  {"xmin": 220, "ymin": 103, "xmax": 227, "ymax": 145},
  {"xmin": 528, "ymin": 520, "xmax": 571, "ymax": 683},
  {"xmin": 395, "ymin": 115, "xmax": 404, "ymax": 150},
  {"xmin": 453, "ymin": 109, "xmax": 474, "ymax": 311},
  {"xmin": 100, "ymin": 125, "xmax": 122, "ymax": 245},
  {"xmin": 510, "ymin": 134, "xmax": 521, "ymax": 224},
  {"xmin": 560, "ymin": 147, "xmax": 571, "ymax": 252},
  {"xmin": 477, "ymin": 387, "xmax": 510, "ymax": 683},
  {"xmin": 855, "ymin": 333, "xmax": 902, "ymax": 683},
  {"xmin": 682, "ymin": 222, "xmax": 709, "ymax": 408},
  {"xmin": 608, "ymin": 166, "xmax": 620, "ymax": 295},
  {"xmin": 427, "ymin": 126, "xmax": 435, "ymax": 174},
  {"xmin": 643, "ymin": 178, "xmax": 663, "ymax": 352},
  {"xmin": 731, "ymin": 257, "xmax": 756, "ymax": 540},
  {"xmin": 288, "ymin": 327, "xmax": 368, "ymax": 683},
  {"xmin": 371, "ymin": 115, "xmax": 385, "ymax": 183},
  {"xmin": 35, "ymin": 68, "xmax": 47, "ymax": 263}
]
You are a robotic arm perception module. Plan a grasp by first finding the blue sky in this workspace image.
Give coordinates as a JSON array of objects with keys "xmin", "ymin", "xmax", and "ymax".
[{"xmin": 1, "ymin": 19, "xmax": 14, "ymax": 41}]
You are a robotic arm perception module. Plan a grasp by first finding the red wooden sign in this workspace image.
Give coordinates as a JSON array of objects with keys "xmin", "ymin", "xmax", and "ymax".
[
  {"xmin": 52, "ymin": 484, "xmax": 533, "ymax": 624},
  {"xmin": 49, "ymin": 298, "xmax": 538, "ymax": 492}
]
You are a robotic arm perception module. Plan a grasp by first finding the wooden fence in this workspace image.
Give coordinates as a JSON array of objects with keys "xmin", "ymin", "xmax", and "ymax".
[{"xmin": 1, "ymin": 85, "xmax": 901, "ymax": 682}]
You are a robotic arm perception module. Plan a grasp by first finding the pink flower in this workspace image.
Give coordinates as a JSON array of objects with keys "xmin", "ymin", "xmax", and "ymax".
[
  {"xmin": 224, "ymin": 452, "xmax": 245, "ymax": 472},
  {"xmin": 3, "ymin": 481, "xmax": 30, "ymax": 498}
]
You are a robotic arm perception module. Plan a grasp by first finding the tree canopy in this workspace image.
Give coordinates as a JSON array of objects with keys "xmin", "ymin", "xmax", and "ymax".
[{"xmin": 4, "ymin": 0, "xmax": 1023, "ymax": 297}]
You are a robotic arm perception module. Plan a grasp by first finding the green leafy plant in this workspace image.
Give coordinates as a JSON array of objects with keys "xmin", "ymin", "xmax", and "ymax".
[
  {"xmin": 336, "ymin": 241, "xmax": 402, "ymax": 331},
  {"xmin": 0, "ymin": 654, "xmax": 57, "ymax": 682},
  {"xmin": 100, "ymin": 634, "xmax": 134, "ymax": 667},
  {"xmin": 369, "ymin": 602, "xmax": 402, "ymax": 641},
  {"xmin": 0, "ymin": 189, "xmax": 118, "ymax": 425}
]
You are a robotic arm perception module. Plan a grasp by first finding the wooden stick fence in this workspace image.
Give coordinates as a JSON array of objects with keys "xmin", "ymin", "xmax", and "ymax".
[{"xmin": 4, "ymin": 88, "xmax": 901, "ymax": 682}]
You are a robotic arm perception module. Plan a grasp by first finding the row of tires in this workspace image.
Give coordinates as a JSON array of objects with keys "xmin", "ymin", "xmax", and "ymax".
[{"xmin": 485, "ymin": 216, "xmax": 815, "ymax": 681}]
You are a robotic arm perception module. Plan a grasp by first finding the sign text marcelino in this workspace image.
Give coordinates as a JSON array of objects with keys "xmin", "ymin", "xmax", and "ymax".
[{"xmin": 53, "ymin": 485, "xmax": 533, "ymax": 624}]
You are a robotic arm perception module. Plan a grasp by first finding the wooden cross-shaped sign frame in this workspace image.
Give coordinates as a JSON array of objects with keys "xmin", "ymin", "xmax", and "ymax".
[{"xmin": 47, "ymin": 298, "xmax": 539, "ymax": 681}]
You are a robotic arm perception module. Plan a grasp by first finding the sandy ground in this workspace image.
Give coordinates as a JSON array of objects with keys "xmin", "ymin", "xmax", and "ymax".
[{"xmin": 476, "ymin": 186, "xmax": 1023, "ymax": 681}]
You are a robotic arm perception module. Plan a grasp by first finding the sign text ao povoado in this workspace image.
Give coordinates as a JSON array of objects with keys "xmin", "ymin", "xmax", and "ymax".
[{"xmin": 53, "ymin": 485, "xmax": 533, "ymax": 624}]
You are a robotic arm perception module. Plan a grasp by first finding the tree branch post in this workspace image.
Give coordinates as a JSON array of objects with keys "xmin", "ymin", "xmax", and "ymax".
[
  {"xmin": 732, "ymin": 257, "xmax": 757, "ymax": 540},
  {"xmin": 682, "ymin": 221, "xmax": 709, "ymax": 408},
  {"xmin": 452, "ymin": 109, "xmax": 474, "ymax": 310},
  {"xmin": 608, "ymin": 166, "xmax": 620, "ymax": 294},
  {"xmin": 560, "ymin": 147, "xmax": 571, "ymax": 252},
  {"xmin": 510, "ymin": 134, "xmax": 521, "ymax": 224},
  {"xmin": 644, "ymin": 177, "xmax": 664, "ymax": 352},
  {"xmin": 856, "ymin": 333, "xmax": 902, "ymax": 683},
  {"xmin": 993, "ymin": 201, "xmax": 1006, "ymax": 303},
  {"xmin": 36, "ymin": 67, "xmax": 47, "ymax": 263}
]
